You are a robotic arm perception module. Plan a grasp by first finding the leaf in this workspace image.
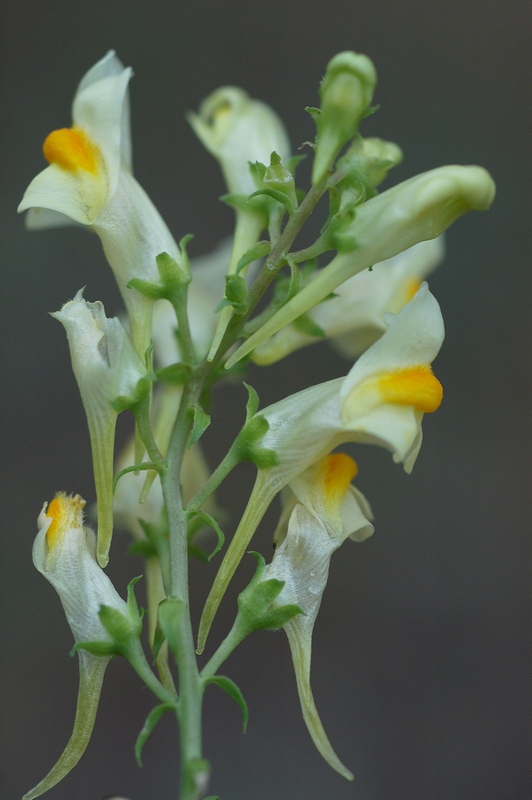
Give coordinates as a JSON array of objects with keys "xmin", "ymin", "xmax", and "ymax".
[
  {"xmin": 188, "ymin": 404, "xmax": 211, "ymax": 448},
  {"xmin": 128, "ymin": 539, "xmax": 158, "ymax": 558},
  {"xmin": 152, "ymin": 623, "xmax": 166, "ymax": 663},
  {"xmin": 243, "ymin": 382, "xmax": 260, "ymax": 421},
  {"xmin": 113, "ymin": 462, "xmax": 159, "ymax": 493},
  {"xmin": 158, "ymin": 598, "xmax": 184, "ymax": 662},
  {"xmin": 135, "ymin": 703, "xmax": 174, "ymax": 767},
  {"xmin": 235, "ymin": 240, "xmax": 271, "ymax": 274},
  {"xmin": 204, "ymin": 675, "xmax": 249, "ymax": 733},
  {"xmin": 156, "ymin": 362, "xmax": 192, "ymax": 384},
  {"xmin": 248, "ymin": 187, "xmax": 295, "ymax": 213},
  {"xmin": 197, "ymin": 512, "xmax": 225, "ymax": 561}
]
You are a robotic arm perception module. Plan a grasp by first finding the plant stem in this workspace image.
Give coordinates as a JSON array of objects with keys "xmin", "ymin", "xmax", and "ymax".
[{"xmin": 186, "ymin": 447, "xmax": 240, "ymax": 516}]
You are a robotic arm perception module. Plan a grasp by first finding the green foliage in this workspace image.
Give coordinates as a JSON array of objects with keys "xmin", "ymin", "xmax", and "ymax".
[
  {"xmin": 189, "ymin": 511, "xmax": 225, "ymax": 561},
  {"xmin": 189, "ymin": 404, "xmax": 211, "ymax": 447},
  {"xmin": 204, "ymin": 675, "xmax": 249, "ymax": 733},
  {"xmin": 135, "ymin": 703, "xmax": 174, "ymax": 767},
  {"xmin": 235, "ymin": 240, "xmax": 271, "ymax": 274},
  {"xmin": 156, "ymin": 362, "xmax": 192, "ymax": 384},
  {"xmin": 235, "ymin": 552, "xmax": 302, "ymax": 636},
  {"xmin": 158, "ymin": 598, "xmax": 185, "ymax": 663}
]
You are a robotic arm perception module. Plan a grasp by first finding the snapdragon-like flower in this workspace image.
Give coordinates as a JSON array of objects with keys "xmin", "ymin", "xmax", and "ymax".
[
  {"xmin": 226, "ymin": 164, "xmax": 495, "ymax": 368},
  {"xmin": 18, "ymin": 51, "xmax": 181, "ymax": 358},
  {"xmin": 198, "ymin": 284, "xmax": 443, "ymax": 651},
  {"xmin": 25, "ymin": 493, "xmax": 128, "ymax": 800},
  {"xmin": 52, "ymin": 291, "xmax": 147, "ymax": 567},
  {"xmin": 252, "ymin": 236, "xmax": 444, "ymax": 364},
  {"xmin": 188, "ymin": 86, "xmax": 291, "ymax": 197},
  {"xmin": 189, "ymin": 86, "xmax": 292, "ymax": 360},
  {"xmin": 263, "ymin": 453, "xmax": 373, "ymax": 779}
]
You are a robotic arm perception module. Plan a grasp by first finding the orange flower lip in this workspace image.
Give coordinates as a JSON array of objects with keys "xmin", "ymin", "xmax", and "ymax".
[
  {"xmin": 374, "ymin": 366, "xmax": 443, "ymax": 413},
  {"xmin": 43, "ymin": 126, "xmax": 101, "ymax": 175},
  {"xmin": 45, "ymin": 492, "xmax": 86, "ymax": 550},
  {"xmin": 319, "ymin": 452, "xmax": 358, "ymax": 510}
]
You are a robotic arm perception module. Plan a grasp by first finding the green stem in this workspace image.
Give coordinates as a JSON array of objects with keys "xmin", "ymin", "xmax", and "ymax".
[
  {"xmin": 161, "ymin": 379, "xmax": 205, "ymax": 799},
  {"xmin": 186, "ymin": 447, "xmax": 241, "ymax": 516},
  {"xmin": 171, "ymin": 285, "xmax": 196, "ymax": 367},
  {"xmin": 200, "ymin": 621, "xmax": 245, "ymax": 682},
  {"xmin": 127, "ymin": 639, "xmax": 177, "ymax": 707}
]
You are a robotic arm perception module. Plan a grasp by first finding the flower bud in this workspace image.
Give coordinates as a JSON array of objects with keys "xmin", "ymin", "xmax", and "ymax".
[{"xmin": 312, "ymin": 51, "xmax": 377, "ymax": 184}]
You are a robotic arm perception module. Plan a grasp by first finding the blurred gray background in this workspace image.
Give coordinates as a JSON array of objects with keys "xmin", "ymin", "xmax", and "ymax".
[{"xmin": 1, "ymin": 1, "xmax": 531, "ymax": 799}]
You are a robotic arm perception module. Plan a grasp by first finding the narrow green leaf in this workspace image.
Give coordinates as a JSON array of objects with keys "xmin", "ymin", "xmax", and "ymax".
[
  {"xmin": 70, "ymin": 640, "xmax": 117, "ymax": 658},
  {"xmin": 135, "ymin": 703, "xmax": 174, "ymax": 767},
  {"xmin": 158, "ymin": 598, "xmax": 184, "ymax": 662},
  {"xmin": 248, "ymin": 187, "xmax": 295, "ymax": 213},
  {"xmin": 127, "ymin": 277, "xmax": 166, "ymax": 300},
  {"xmin": 113, "ymin": 462, "xmax": 159, "ymax": 493},
  {"xmin": 195, "ymin": 512, "xmax": 225, "ymax": 561},
  {"xmin": 152, "ymin": 624, "xmax": 166, "ymax": 663},
  {"xmin": 205, "ymin": 675, "xmax": 249, "ymax": 733},
  {"xmin": 188, "ymin": 404, "xmax": 211, "ymax": 448},
  {"xmin": 243, "ymin": 382, "xmax": 260, "ymax": 421},
  {"xmin": 262, "ymin": 604, "xmax": 303, "ymax": 630},
  {"xmin": 128, "ymin": 540, "xmax": 157, "ymax": 559},
  {"xmin": 156, "ymin": 362, "xmax": 192, "ymax": 384},
  {"xmin": 235, "ymin": 240, "xmax": 271, "ymax": 274}
]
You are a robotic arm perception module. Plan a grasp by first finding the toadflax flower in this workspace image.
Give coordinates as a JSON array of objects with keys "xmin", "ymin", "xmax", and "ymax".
[
  {"xmin": 25, "ymin": 493, "xmax": 128, "ymax": 800},
  {"xmin": 263, "ymin": 453, "xmax": 373, "ymax": 780},
  {"xmin": 52, "ymin": 291, "xmax": 147, "ymax": 567},
  {"xmin": 189, "ymin": 85, "xmax": 292, "ymax": 360},
  {"xmin": 251, "ymin": 236, "xmax": 444, "ymax": 365},
  {"xmin": 18, "ymin": 51, "xmax": 182, "ymax": 359},
  {"xmin": 198, "ymin": 283, "xmax": 444, "ymax": 651}
]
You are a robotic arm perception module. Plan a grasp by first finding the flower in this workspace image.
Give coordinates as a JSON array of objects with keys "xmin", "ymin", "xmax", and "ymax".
[
  {"xmin": 312, "ymin": 51, "xmax": 377, "ymax": 185},
  {"xmin": 25, "ymin": 493, "xmax": 127, "ymax": 800},
  {"xmin": 263, "ymin": 453, "xmax": 373, "ymax": 779},
  {"xmin": 225, "ymin": 164, "xmax": 495, "ymax": 369},
  {"xmin": 251, "ymin": 236, "xmax": 444, "ymax": 364},
  {"xmin": 188, "ymin": 86, "xmax": 291, "ymax": 197},
  {"xmin": 197, "ymin": 284, "xmax": 444, "ymax": 651},
  {"xmin": 52, "ymin": 291, "xmax": 147, "ymax": 567},
  {"xmin": 189, "ymin": 86, "xmax": 292, "ymax": 360},
  {"xmin": 18, "ymin": 51, "xmax": 182, "ymax": 359}
]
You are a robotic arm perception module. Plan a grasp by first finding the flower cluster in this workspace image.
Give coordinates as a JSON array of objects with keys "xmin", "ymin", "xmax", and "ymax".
[{"xmin": 20, "ymin": 49, "xmax": 495, "ymax": 797}]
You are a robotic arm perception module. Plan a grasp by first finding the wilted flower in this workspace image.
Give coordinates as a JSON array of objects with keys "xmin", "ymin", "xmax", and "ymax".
[
  {"xmin": 26, "ymin": 493, "xmax": 127, "ymax": 800},
  {"xmin": 52, "ymin": 291, "xmax": 147, "ymax": 567}
]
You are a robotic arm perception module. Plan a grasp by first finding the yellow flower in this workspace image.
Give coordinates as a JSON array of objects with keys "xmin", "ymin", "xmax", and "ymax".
[
  {"xmin": 198, "ymin": 284, "xmax": 443, "ymax": 652},
  {"xmin": 263, "ymin": 454, "xmax": 373, "ymax": 780},
  {"xmin": 18, "ymin": 51, "xmax": 181, "ymax": 358},
  {"xmin": 26, "ymin": 493, "xmax": 127, "ymax": 800}
]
